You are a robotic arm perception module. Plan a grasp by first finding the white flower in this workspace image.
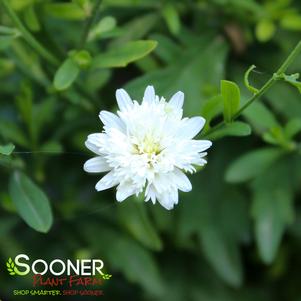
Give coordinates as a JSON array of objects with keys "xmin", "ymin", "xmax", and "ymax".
[{"xmin": 84, "ymin": 86, "xmax": 212, "ymax": 210}]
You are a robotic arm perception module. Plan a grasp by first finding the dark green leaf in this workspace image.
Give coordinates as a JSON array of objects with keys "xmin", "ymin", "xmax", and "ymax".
[
  {"xmin": 225, "ymin": 148, "xmax": 283, "ymax": 183},
  {"xmin": 9, "ymin": 171, "xmax": 53, "ymax": 233},
  {"xmin": 242, "ymin": 102, "xmax": 279, "ymax": 133},
  {"xmin": 251, "ymin": 161, "xmax": 294, "ymax": 264},
  {"xmin": 200, "ymin": 225, "xmax": 243, "ymax": 287},
  {"xmin": 126, "ymin": 37, "xmax": 228, "ymax": 115},
  {"xmin": 117, "ymin": 200, "xmax": 162, "ymax": 251}
]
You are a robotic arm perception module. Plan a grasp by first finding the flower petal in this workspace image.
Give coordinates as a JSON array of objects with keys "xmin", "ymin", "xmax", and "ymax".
[
  {"xmin": 169, "ymin": 91, "xmax": 184, "ymax": 109},
  {"xmin": 178, "ymin": 117, "xmax": 206, "ymax": 139},
  {"xmin": 116, "ymin": 89, "xmax": 133, "ymax": 111},
  {"xmin": 116, "ymin": 182, "xmax": 136, "ymax": 202},
  {"xmin": 85, "ymin": 133, "xmax": 104, "ymax": 155},
  {"xmin": 95, "ymin": 170, "xmax": 119, "ymax": 191},
  {"xmin": 173, "ymin": 169, "xmax": 192, "ymax": 192},
  {"xmin": 84, "ymin": 157, "xmax": 111, "ymax": 173},
  {"xmin": 191, "ymin": 140, "xmax": 212, "ymax": 152},
  {"xmin": 99, "ymin": 111, "xmax": 125, "ymax": 132},
  {"xmin": 142, "ymin": 85, "xmax": 155, "ymax": 104},
  {"xmin": 157, "ymin": 190, "xmax": 178, "ymax": 210}
]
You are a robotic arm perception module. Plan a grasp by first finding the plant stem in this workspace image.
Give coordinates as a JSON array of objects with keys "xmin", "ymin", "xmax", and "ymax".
[
  {"xmin": 78, "ymin": 0, "xmax": 102, "ymax": 49},
  {"xmin": 1, "ymin": 0, "xmax": 59, "ymax": 66},
  {"xmin": 203, "ymin": 40, "xmax": 301, "ymax": 138}
]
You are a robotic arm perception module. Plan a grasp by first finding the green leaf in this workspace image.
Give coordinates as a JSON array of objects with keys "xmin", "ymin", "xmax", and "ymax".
[
  {"xmin": 92, "ymin": 40, "xmax": 157, "ymax": 69},
  {"xmin": 110, "ymin": 14, "xmax": 158, "ymax": 46},
  {"xmin": 0, "ymin": 26, "xmax": 21, "ymax": 50},
  {"xmin": 9, "ymin": 171, "xmax": 53, "ymax": 233},
  {"xmin": 83, "ymin": 224, "xmax": 165, "ymax": 297},
  {"xmin": 284, "ymin": 118, "xmax": 301, "ymax": 139},
  {"xmin": 24, "ymin": 5, "xmax": 40, "ymax": 32},
  {"xmin": 255, "ymin": 20, "xmax": 276, "ymax": 42},
  {"xmin": 251, "ymin": 161, "xmax": 294, "ymax": 264},
  {"xmin": 53, "ymin": 58, "xmax": 80, "ymax": 91},
  {"xmin": 244, "ymin": 65, "xmax": 259, "ymax": 94},
  {"xmin": 71, "ymin": 50, "xmax": 92, "ymax": 69},
  {"xmin": 0, "ymin": 143, "xmax": 15, "ymax": 156},
  {"xmin": 117, "ymin": 200, "xmax": 162, "ymax": 251},
  {"xmin": 88, "ymin": 16, "xmax": 117, "ymax": 41},
  {"xmin": 282, "ymin": 73, "xmax": 301, "ymax": 93},
  {"xmin": 221, "ymin": 80, "xmax": 240, "ymax": 122},
  {"xmin": 0, "ymin": 120, "xmax": 28, "ymax": 147},
  {"xmin": 0, "ymin": 25, "xmax": 20, "ymax": 35},
  {"xmin": 149, "ymin": 33, "xmax": 182, "ymax": 64},
  {"xmin": 162, "ymin": 4, "xmax": 181, "ymax": 35},
  {"xmin": 43, "ymin": 3, "xmax": 87, "ymax": 20},
  {"xmin": 225, "ymin": 147, "xmax": 283, "ymax": 183},
  {"xmin": 280, "ymin": 13, "xmax": 301, "ymax": 31},
  {"xmin": 200, "ymin": 95, "xmax": 223, "ymax": 133},
  {"xmin": 242, "ymin": 102, "xmax": 279, "ymax": 134},
  {"xmin": 200, "ymin": 225, "xmax": 242, "ymax": 287},
  {"xmin": 206, "ymin": 121, "xmax": 251, "ymax": 140},
  {"xmin": 126, "ymin": 37, "xmax": 228, "ymax": 115}
]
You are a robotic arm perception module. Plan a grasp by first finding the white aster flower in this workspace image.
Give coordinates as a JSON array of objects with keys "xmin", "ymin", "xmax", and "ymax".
[{"xmin": 84, "ymin": 86, "xmax": 212, "ymax": 210}]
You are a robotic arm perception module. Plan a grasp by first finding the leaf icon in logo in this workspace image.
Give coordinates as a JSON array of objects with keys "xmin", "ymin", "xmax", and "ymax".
[
  {"xmin": 6, "ymin": 257, "xmax": 22, "ymax": 276},
  {"xmin": 6, "ymin": 257, "xmax": 16, "ymax": 275}
]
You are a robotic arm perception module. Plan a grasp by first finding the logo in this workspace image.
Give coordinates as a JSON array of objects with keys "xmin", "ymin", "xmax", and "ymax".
[
  {"xmin": 6, "ymin": 254, "xmax": 111, "ymax": 278},
  {"xmin": 5, "ymin": 254, "xmax": 112, "ymax": 298}
]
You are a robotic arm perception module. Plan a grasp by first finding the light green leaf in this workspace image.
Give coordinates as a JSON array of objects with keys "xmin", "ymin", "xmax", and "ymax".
[
  {"xmin": 282, "ymin": 73, "xmax": 301, "ymax": 93},
  {"xmin": 255, "ymin": 20, "xmax": 276, "ymax": 42},
  {"xmin": 244, "ymin": 65, "xmax": 259, "ymax": 94},
  {"xmin": 117, "ymin": 200, "xmax": 162, "ymax": 251},
  {"xmin": 221, "ymin": 80, "xmax": 240, "ymax": 122},
  {"xmin": 162, "ymin": 3, "xmax": 181, "ymax": 35},
  {"xmin": 281, "ymin": 14, "xmax": 301, "ymax": 31},
  {"xmin": 0, "ymin": 26, "xmax": 21, "ymax": 50},
  {"xmin": 43, "ymin": 3, "xmax": 87, "ymax": 20},
  {"xmin": 53, "ymin": 58, "xmax": 80, "ymax": 91},
  {"xmin": 0, "ymin": 143, "xmax": 15, "ymax": 156},
  {"xmin": 206, "ymin": 121, "xmax": 251, "ymax": 140},
  {"xmin": 71, "ymin": 50, "xmax": 92, "ymax": 69},
  {"xmin": 92, "ymin": 40, "xmax": 158, "ymax": 69},
  {"xmin": 88, "ymin": 16, "xmax": 117, "ymax": 41},
  {"xmin": 9, "ymin": 171, "xmax": 53, "ymax": 233},
  {"xmin": 200, "ymin": 225, "xmax": 242, "ymax": 287},
  {"xmin": 225, "ymin": 147, "xmax": 283, "ymax": 183},
  {"xmin": 24, "ymin": 5, "xmax": 40, "ymax": 32}
]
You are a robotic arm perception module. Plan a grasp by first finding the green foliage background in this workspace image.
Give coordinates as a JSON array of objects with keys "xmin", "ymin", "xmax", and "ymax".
[{"xmin": 1, "ymin": 0, "xmax": 301, "ymax": 300}]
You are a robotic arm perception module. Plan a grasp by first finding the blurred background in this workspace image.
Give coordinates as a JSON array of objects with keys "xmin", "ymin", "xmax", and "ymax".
[{"xmin": 1, "ymin": 0, "xmax": 301, "ymax": 300}]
